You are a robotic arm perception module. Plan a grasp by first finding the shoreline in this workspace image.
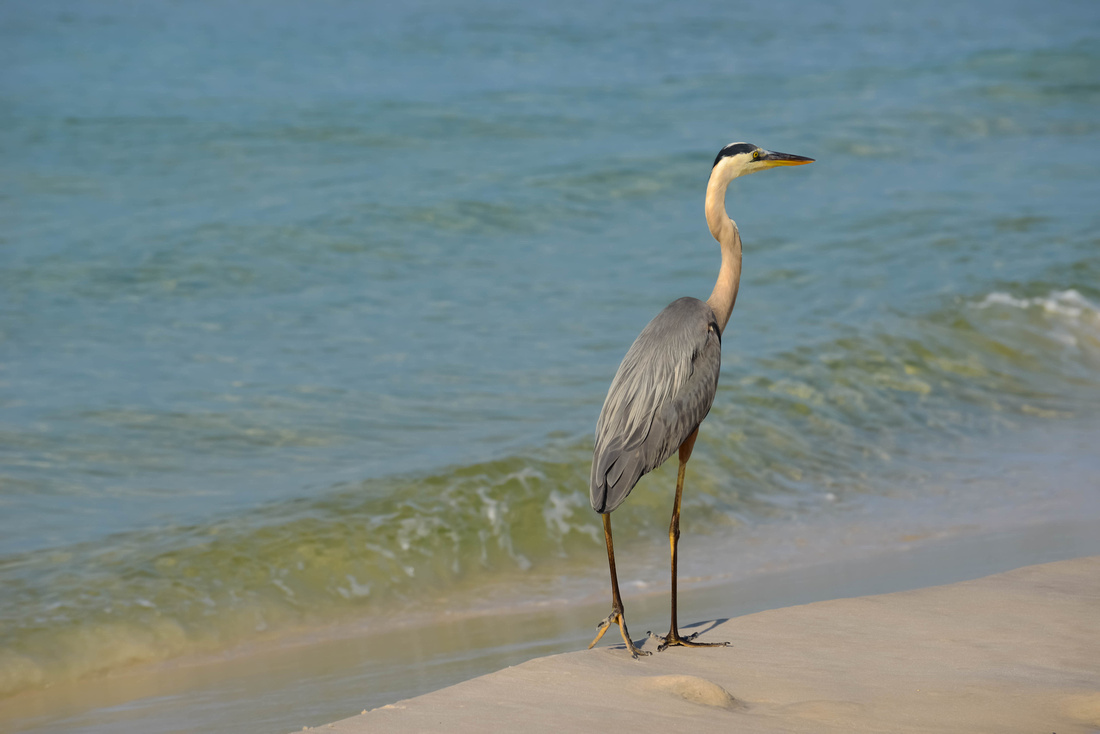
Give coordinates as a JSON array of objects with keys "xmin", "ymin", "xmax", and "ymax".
[
  {"xmin": 3, "ymin": 510, "xmax": 1100, "ymax": 733},
  {"xmin": 336, "ymin": 555, "xmax": 1100, "ymax": 733}
]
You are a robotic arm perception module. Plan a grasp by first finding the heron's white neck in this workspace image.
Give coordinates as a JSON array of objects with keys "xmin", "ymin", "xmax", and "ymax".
[{"xmin": 704, "ymin": 169, "xmax": 742, "ymax": 334}]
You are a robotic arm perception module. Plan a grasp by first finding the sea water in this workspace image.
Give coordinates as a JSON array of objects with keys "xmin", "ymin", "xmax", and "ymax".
[{"xmin": 2, "ymin": 0, "xmax": 1099, "ymax": 731}]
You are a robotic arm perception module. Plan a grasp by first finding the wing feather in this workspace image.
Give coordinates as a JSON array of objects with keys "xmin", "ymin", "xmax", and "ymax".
[{"xmin": 590, "ymin": 297, "xmax": 722, "ymax": 513}]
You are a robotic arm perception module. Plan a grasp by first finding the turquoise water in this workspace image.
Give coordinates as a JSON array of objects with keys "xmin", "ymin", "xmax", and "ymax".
[{"xmin": 2, "ymin": 0, "xmax": 1100, "ymax": 728}]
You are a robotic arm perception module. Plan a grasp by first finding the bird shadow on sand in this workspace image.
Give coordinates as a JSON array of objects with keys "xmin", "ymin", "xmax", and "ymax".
[{"xmin": 680, "ymin": 618, "xmax": 729, "ymax": 638}]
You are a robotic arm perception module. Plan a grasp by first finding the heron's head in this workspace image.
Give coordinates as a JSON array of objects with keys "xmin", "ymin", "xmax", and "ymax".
[{"xmin": 711, "ymin": 142, "xmax": 814, "ymax": 184}]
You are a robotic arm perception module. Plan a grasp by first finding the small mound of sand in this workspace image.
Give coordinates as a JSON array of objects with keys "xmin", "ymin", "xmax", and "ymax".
[{"xmin": 643, "ymin": 674, "xmax": 744, "ymax": 710}]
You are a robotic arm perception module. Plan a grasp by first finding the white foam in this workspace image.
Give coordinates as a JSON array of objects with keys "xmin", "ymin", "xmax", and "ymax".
[
  {"xmin": 974, "ymin": 289, "xmax": 1099, "ymax": 322},
  {"xmin": 972, "ymin": 289, "xmax": 1100, "ymax": 354},
  {"xmin": 975, "ymin": 292, "xmax": 1030, "ymax": 310},
  {"xmin": 271, "ymin": 579, "xmax": 295, "ymax": 598},
  {"xmin": 542, "ymin": 489, "xmax": 600, "ymax": 544},
  {"xmin": 337, "ymin": 574, "xmax": 372, "ymax": 599}
]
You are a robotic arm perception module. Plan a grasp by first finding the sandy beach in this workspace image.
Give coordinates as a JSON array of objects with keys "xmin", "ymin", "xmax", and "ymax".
[{"xmin": 332, "ymin": 556, "xmax": 1100, "ymax": 733}]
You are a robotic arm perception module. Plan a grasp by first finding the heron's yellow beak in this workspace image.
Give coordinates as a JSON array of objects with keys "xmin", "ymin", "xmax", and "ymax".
[{"xmin": 761, "ymin": 150, "xmax": 815, "ymax": 168}]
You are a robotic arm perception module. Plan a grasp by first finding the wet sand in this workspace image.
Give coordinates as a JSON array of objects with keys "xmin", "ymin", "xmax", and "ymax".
[{"xmin": 334, "ymin": 556, "xmax": 1100, "ymax": 733}]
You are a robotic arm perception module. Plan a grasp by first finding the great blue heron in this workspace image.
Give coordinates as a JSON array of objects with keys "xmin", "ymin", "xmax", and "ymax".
[{"xmin": 588, "ymin": 142, "xmax": 814, "ymax": 657}]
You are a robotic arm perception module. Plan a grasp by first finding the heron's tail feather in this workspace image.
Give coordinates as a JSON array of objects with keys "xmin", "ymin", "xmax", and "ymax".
[{"xmin": 590, "ymin": 446, "xmax": 646, "ymax": 514}]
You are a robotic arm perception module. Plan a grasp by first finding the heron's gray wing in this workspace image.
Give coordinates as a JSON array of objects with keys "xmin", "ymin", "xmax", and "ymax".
[{"xmin": 590, "ymin": 297, "xmax": 722, "ymax": 513}]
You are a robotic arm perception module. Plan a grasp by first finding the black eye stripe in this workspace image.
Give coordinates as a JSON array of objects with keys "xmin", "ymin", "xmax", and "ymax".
[{"xmin": 712, "ymin": 142, "xmax": 757, "ymax": 168}]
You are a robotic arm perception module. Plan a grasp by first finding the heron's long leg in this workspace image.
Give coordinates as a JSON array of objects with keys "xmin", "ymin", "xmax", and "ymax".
[
  {"xmin": 588, "ymin": 512, "xmax": 650, "ymax": 658},
  {"xmin": 658, "ymin": 428, "xmax": 730, "ymax": 652}
]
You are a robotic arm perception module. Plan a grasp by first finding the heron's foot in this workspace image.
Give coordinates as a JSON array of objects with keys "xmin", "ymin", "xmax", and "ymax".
[
  {"xmin": 653, "ymin": 628, "xmax": 731, "ymax": 653},
  {"xmin": 588, "ymin": 611, "xmax": 651, "ymax": 658}
]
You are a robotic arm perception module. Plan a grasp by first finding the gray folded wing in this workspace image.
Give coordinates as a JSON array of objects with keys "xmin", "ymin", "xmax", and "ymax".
[{"xmin": 590, "ymin": 297, "xmax": 722, "ymax": 514}]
